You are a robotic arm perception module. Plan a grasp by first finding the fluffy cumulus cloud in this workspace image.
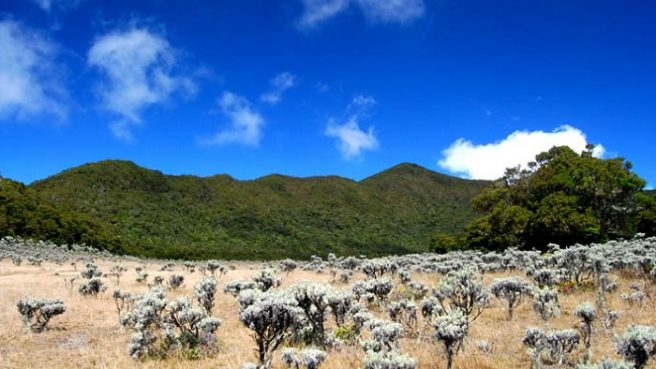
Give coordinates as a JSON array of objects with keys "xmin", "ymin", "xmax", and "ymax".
[
  {"xmin": 0, "ymin": 20, "xmax": 66, "ymax": 120},
  {"xmin": 298, "ymin": 0, "xmax": 425, "ymax": 28},
  {"xmin": 261, "ymin": 72, "xmax": 297, "ymax": 105},
  {"xmin": 88, "ymin": 27, "xmax": 194, "ymax": 140},
  {"xmin": 201, "ymin": 91, "xmax": 265, "ymax": 147},
  {"xmin": 438, "ymin": 125, "xmax": 605, "ymax": 180},
  {"xmin": 325, "ymin": 116, "xmax": 379, "ymax": 159}
]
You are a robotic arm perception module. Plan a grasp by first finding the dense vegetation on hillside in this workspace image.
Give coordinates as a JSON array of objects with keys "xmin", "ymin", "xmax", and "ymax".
[
  {"xmin": 0, "ymin": 178, "xmax": 123, "ymax": 252},
  {"xmin": 27, "ymin": 161, "xmax": 489, "ymax": 259},
  {"xmin": 432, "ymin": 146, "xmax": 656, "ymax": 252}
]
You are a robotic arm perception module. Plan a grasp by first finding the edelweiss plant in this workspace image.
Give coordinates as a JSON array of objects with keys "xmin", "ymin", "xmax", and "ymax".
[
  {"xmin": 289, "ymin": 281, "xmax": 332, "ymax": 346},
  {"xmin": 362, "ymin": 351, "xmax": 417, "ymax": 369},
  {"xmin": 576, "ymin": 360, "xmax": 632, "ymax": 369},
  {"xmin": 615, "ymin": 325, "xmax": 656, "ymax": 369},
  {"xmin": 533, "ymin": 287, "xmax": 561, "ymax": 322},
  {"xmin": 575, "ymin": 302, "xmax": 597, "ymax": 363},
  {"xmin": 194, "ymin": 277, "xmax": 218, "ymax": 314},
  {"xmin": 433, "ymin": 266, "xmax": 490, "ymax": 321},
  {"xmin": 490, "ymin": 277, "xmax": 533, "ymax": 320},
  {"xmin": 167, "ymin": 274, "xmax": 185, "ymax": 290},
  {"xmin": 253, "ymin": 269, "xmax": 280, "ymax": 292},
  {"xmin": 281, "ymin": 347, "xmax": 328, "ymax": 369},
  {"xmin": 79, "ymin": 277, "xmax": 106, "ymax": 297},
  {"xmin": 433, "ymin": 309, "xmax": 469, "ymax": 369},
  {"xmin": 239, "ymin": 291, "xmax": 303, "ymax": 368},
  {"xmin": 16, "ymin": 298, "xmax": 66, "ymax": 332}
]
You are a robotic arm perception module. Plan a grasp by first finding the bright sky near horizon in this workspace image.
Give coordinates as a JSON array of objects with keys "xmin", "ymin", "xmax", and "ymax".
[{"xmin": 0, "ymin": 0, "xmax": 654, "ymax": 187}]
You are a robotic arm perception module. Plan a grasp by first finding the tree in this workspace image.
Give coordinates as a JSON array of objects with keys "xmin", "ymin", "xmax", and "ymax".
[
  {"xmin": 461, "ymin": 146, "xmax": 650, "ymax": 251},
  {"xmin": 429, "ymin": 233, "xmax": 459, "ymax": 253}
]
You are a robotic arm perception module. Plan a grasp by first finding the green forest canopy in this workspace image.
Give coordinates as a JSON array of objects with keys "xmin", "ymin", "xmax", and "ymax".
[{"xmin": 431, "ymin": 145, "xmax": 656, "ymax": 253}]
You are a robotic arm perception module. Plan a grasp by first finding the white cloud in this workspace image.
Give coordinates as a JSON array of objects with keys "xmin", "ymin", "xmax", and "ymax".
[
  {"xmin": 298, "ymin": 0, "xmax": 351, "ymax": 28},
  {"xmin": 356, "ymin": 0, "xmax": 425, "ymax": 24},
  {"xmin": 0, "ymin": 20, "xmax": 66, "ymax": 120},
  {"xmin": 261, "ymin": 72, "xmax": 297, "ymax": 105},
  {"xmin": 30, "ymin": 0, "xmax": 82, "ymax": 12},
  {"xmin": 298, "ymin": 0, "xmax": 425, "ymax": 28},
  {"xmin": 325, "ymin": 116, "xmax": 379, "ymax": 159},
  {"xmin": 350, "ymin": 94, "xmax": 377, "ymax": 110},
  {"xmin": 438, "ymin": 125, "xmax": 605, "ymax": 180},
  {"xmin": 88, "ymin": 27, "xmax": 194, "ymax": 140},
  {"xmin": 201, "ymin": 91, "xmax": 265, "ymax": 147}
]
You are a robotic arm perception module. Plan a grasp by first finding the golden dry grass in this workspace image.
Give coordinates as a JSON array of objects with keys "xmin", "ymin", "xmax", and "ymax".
[{"xmin": 1, "ymin": 259, "xmax": 655, "ymax": 369}]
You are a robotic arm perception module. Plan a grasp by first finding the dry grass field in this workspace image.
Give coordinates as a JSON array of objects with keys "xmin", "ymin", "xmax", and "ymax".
[{"xmin": 1, "ymin": 257, "xmax": 655, "ymax": 369}]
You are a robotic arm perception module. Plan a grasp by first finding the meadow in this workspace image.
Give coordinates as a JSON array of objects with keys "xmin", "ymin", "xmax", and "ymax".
[{"xmin": 1, "ymin": 237, "xmax": 656, "ymax": 369}]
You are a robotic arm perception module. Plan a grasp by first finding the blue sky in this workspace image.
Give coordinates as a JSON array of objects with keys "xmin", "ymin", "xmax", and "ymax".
[{"xmin": 0, "ymin": 0, "xmax": 655, "ymax": 187}]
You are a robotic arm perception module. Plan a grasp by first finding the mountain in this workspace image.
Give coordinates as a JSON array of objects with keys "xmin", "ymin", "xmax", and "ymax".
[
  {"xmin": 28, "ymin": 160, "xmax": 491, "ymax": 260},
  {"xmin": 0, "ymin": 177, "xmax": 123, "ymax": 251}
]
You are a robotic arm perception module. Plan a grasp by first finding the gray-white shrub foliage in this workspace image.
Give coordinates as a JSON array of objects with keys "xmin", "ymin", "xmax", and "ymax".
[
  {"xmin": 621, "ymin": 284, "xmax": 645, "ymax": 307},
  {"xmin": 81, "ymin": 262, "xmax": 102, "ymax": 279},
  {"xmin": 615, "ymin": 325, "xmax": 656, "ymax": 369},
  {"xmin": 576, "ymin": 360, "xmax": 633, "ymax": 369},
  {"xmin": 280, "ymin": 259, "xmax": 298, "ymax": 274},
  {"xmin": 167, "ymin": 274, "xmax": 185, "ymax": 290},
  {"xmin": 530, "ymin": 268, "xmax": 565, "ymax": 287},
  {"xmin": 119, "ymin": 287, "xmax": 221, "ymax": 359},
  {"xmin": 363, "ymin": 319, "xmax": 404, "ymax": 352},
  {"xmin": 388, "ymin": 300, "xmax": 417, "ymax": 330},
  {"xmin": 433, "ymin": 266, "xmax": 490, "ymax": 321},
  {"xmin": 327, "ymin": 289, "xmax": 354, "ymax": 327},
  {"xmin": 362, "ymin": 351, "xmax": 417, "ymax": 369},
  {"xmin": 79, "ymin": 277, "xmax": 106, "ymax": 297},
  {"xmin": 205, "ymin": 260, "xmax": 224, "ymax": 276},
  {"xmin": 194, "ymin": 277, "xmax": 218, "ymax": 314},
  {"xmin": 136, "ymin": 271, "xmax": 149, "ymax": 283},
  {"xmin": 289, "ymin": 281, "xmax": 332, "ymax": 345},
  {"xmin": 490, "ymin": 277, "xmax": 533, "ymax": 320},
  {"xmin": 253, "ymin": 269, "xmax": 280, "ymax": 292},
  {"xmin": 364, "ymin": 278, "xmax": 394, "ymax": 303},
  {"xmin": 533, "ymin": 287, "xmax": 560, "ymax": 322},
  {"xmin": 523, "ymin": 328, "xmax": 581, "ymax": 367},
  {"xmin": 361, "ymin": 260, "xmax": 398, "ymax": 279},
  {"xmin": 575, "ymin": 302, "xmax": 597, "ymax": 363},
  {"xmin": 281, "ymin": 347, "xmax": 328, "ymax": 369},
  {"xmin": 433, "ymin": 309, "xmax": 469, "ymax": 369},
  {"xmin": 225, "ymin": 280, "xmax": 258, "ymax": 297},
  {"xmin": 110, "ymin": 265, "xmax": 127, "ymax": 284},
  {"xmin": 113, "ymin": 289, "xmax": 135, "ymax": 316},
  {"xmin": 420, "ymin": 297, "xmax": 444, "ymax": 323},
  {"xmin": 239, "ymin": 290, "xmax": 303, "ymax": 367},
  {"xmin": 16, "ymin": 298, "xmax": 65, "ymax": 332}
]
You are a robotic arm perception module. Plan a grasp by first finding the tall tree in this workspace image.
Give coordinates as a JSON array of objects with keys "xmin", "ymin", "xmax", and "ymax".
[{"xmin": 460, "ymin": 146, "xmax": 652, "ymax": 251}]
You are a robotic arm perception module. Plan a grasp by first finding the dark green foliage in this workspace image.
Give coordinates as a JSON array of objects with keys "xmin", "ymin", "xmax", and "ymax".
[
  {"xmin": 20, "ymin": 161, "xmax": 489, "ymax": 260},
  {"xmin": 0, "ymin": 177, "xmax": 124, "ymax": 253},
  {"xmin": 429, "ymin": 232, "xmax": 460, "ymax": 254},
  {"xmin": 461, "ymin": 146, "xmax": 655, "ymax": 251}
]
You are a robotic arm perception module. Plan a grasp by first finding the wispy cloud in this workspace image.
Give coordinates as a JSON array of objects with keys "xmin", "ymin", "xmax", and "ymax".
[
  {"xmin": 356, "ymin": 0, "xmax": 425, "ymax": 24},
  {"xmin": 298, "ymin": 0, "xmax": 351, "ymax": 29},
  {"xmin": 0, "ymin": 20, "xmax": 66, "ymax": 120},
  {"xmin": 350, "ymin": 94, "xmax": 377, "ymax": 110},
  {"xmin": 298, "ymin": 0, "xmax": 426, "ymax": 28},
  {"xmin": 201, "ymin": 91, "xmax": 265, "ymax": 147},
  {"xmin": 325, "ymin": 95, "xmax": 379, "ymax": 159},
  {"xmin": 261, "ymin": 72, "xmax": 297, "ymax": 105},
  {"xmin": 30, "ymin": 0, "xmax": 83, "ymax": 12},
  {"xmin": 88, "ymin": 27, "xmax": 194, "ymax": 140},
  {"xmin": 438, "ymin": 125, "xmax": 605, "ymax": 180}
]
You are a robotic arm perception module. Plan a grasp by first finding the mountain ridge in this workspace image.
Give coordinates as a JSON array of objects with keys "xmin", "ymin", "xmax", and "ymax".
[{"xmin": 24, "ymin": 160, "xmax": 492, "ymax": 259}]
